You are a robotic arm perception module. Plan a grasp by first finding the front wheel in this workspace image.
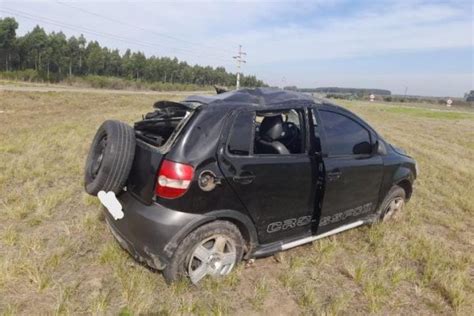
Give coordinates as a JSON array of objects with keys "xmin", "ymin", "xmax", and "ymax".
[
  {"xmin": 163, "ymin": 221, "xmax": 244, "ymax": 284},
  {"xmin": 376, "ymin": 185, "xmax": 406, "ymax": 222}
]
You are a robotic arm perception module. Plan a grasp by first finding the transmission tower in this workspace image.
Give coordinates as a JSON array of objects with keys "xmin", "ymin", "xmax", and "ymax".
[{"xmin": 233, "ymin": 45, "xmax": 246, "ymax": 89}]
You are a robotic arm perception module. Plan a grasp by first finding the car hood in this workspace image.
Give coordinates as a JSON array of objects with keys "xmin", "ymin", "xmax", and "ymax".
[{"xmin": 390, "ymin": 144, "xmax": 411, "ymax": 158}]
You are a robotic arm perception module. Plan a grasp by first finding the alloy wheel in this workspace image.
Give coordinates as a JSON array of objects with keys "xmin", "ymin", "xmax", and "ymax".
[
  {"xmin": 383, "ymin": 197, "xmax": 405, "ymax": 221},
  {"xmin": 187, "ymin": 234, "xmax": 237, "ymax": 284}
]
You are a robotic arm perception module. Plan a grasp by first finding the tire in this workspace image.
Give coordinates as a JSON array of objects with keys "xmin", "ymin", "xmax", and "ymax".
[
  {"xmin": 375, "ymin": 185, "xmax": 406, "ymax": 223},
  {"xmin": 84, "ymin": 120, "xmax": 136, "ymax": 196},
  {"xmin": 163, "ymin": 221, "xmax": 244, "ymax": 284}
]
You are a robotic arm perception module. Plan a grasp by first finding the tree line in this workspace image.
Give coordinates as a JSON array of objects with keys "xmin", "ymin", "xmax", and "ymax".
[
  {"xmin": 0, "ymin": 17, "xmax": 265, "ymax": 87},
  {"xmin": 299, "ymin": 87, "xmax": 391, "ymax": 96}
]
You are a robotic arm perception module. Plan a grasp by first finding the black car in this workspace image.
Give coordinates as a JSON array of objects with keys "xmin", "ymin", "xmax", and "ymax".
[{"xmin": 84, "ymin": 88, "xmax": 417, "ymax": 284}]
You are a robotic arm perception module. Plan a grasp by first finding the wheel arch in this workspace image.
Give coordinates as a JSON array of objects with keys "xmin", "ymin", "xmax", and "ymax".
[
  {"xmin": 164, "ymin": 209, "xmax": 258, "ymax": 260},
  {"xmin": 396, "ymin": 179, "xmax": 413, "ymax": 200},
  {"xmin": 391, "ymin": 165, "xmax": 415, "ymax": 200}
]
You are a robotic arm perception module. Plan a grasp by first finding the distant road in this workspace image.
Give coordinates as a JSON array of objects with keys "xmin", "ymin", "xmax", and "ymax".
[{"xmin": 0, "ymin": 82, "xmax": 210, "ymax": 96}]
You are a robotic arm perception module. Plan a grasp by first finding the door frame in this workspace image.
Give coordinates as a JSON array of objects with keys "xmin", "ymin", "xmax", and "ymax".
[{"xmin": 312, "ymin": 106, "xmax": 383, "ymax": 233}]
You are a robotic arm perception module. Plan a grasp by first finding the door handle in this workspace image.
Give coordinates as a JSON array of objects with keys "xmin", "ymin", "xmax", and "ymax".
[
  {"xmin": 233, "ymin": 172, "xmax": 255, "ymax": 184},
  {"xmin": 327, "ymin": 169, "xmax": 342, "ymax": 181}
]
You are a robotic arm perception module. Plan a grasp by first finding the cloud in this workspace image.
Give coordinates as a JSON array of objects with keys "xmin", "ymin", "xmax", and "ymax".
[
  {"xmin": 7, "ymin": 1, "xmax": 471, "ymax": 64},
  {"xmin": 3, "ymin": 0, "xmax": 473, "ymax": 95},
  {"xmin": 213, "ymin": 1, "xmax": 472, "ymax": 65}
]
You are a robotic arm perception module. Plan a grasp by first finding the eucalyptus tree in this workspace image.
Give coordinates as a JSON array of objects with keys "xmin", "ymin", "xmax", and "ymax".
[
  {"xmin": 0, "ymin": 17, "xmax": 18, "ymax": 71},
  {"xmin": 0, "ymin": 17, "xmax": 267, "ymax": 87},
  {"xmin": 85, "ymin": 41, "xmax": 105, "ymax": 75}
]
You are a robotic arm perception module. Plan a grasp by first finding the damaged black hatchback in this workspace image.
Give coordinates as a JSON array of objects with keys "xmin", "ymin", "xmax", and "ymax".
[{"xmin": 84, "ymin": 88, "xmax": 417, "ymax": 284}]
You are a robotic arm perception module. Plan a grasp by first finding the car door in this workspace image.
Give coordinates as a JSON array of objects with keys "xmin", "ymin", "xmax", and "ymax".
[
  {"xmin": 315, "ymin": 108, "xmax": 384, "ymax": 233},
  {"xmin": 218, "ymin": 108, "xmax": 316, "ymax": 244}
]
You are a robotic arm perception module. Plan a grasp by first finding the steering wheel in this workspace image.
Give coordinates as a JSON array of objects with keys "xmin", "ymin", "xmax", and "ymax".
[{"xmin": 279, "ymin": 122, "xmax": 299, "ymax": 148}]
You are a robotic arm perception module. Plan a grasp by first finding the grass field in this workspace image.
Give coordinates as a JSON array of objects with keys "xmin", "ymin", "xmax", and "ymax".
[{"xmin": 0, "ymin": 89, "xmax": 473, "ymax": 315}]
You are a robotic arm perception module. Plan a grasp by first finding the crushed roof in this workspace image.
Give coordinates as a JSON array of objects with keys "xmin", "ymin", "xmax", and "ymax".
[{"xmin": 184, "ymin": 87, "xmax": 319, "ymax": 107}]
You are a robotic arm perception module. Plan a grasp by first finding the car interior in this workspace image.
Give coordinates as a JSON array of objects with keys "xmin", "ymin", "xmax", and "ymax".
[
  {"xmin": 134, "ymin": 106, "xmax": 190, "ymax": 147},
  {"xmin": 254, "ymin": 110, "xmax": 304, "ymax": 155}
]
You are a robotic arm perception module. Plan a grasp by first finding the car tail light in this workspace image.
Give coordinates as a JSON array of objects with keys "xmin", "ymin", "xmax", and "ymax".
[{"xmin": 155, "ymin": 159, "xmax": 194, "ymax": 199}]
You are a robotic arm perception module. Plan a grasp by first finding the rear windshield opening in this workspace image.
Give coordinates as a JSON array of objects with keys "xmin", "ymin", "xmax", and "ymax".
[{"xmin": 134, "ymin": 106, "xmax": 193, "ymax": 147}]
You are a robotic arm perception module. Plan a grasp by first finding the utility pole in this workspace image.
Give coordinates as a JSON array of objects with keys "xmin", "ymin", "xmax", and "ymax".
[{"xmin": 233, "ymin": 45, "xmax": 246, "ymax": 89}]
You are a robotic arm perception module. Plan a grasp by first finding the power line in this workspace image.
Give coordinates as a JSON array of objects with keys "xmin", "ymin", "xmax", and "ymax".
[
  {"xmin": 1, "ymin": 7, "xmax": 230, "ymax": 62},
  {"xmin": 1, "ymin": 8, "xmax": 158, "ymax": 50},
  {"xmin": 0, "ymin": 7, "xmax": 234, "ymax": 67},
  {"xmin": 233, "ymin": 45, "xmax": 246, "ymax": 89},
  {"xmin": 55, "ymin": 0, "xmax": 236, "ymax": 55}
]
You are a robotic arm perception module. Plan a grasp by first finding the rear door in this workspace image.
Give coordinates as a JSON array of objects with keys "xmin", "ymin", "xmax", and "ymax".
[
  {"xmin": 218, "ymin": 108, "xmax": 316, "ymax": 244},
  {"xmin": 315, "ymin": 109, "xmax": 383, "ymax": 233}
]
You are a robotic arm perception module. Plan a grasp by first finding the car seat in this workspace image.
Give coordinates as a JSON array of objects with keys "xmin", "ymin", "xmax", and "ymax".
[{"xmin": 255, "ymin": 115, "xmax": 290, "ymax": 154}]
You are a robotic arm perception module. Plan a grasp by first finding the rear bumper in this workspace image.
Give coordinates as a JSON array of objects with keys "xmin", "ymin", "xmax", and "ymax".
[{"xmin": 104, "ymin": 191, "xmax": 206, "ymax": 270}]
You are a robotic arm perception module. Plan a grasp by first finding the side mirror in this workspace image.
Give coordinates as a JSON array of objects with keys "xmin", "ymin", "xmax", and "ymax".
[{"xmin": 353, "ymin": 141, "xmax": 372, "ymax": 155}]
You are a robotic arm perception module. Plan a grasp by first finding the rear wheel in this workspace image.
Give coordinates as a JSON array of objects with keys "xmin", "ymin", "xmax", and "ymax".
[
  {"xmin": 376, "ymin": 185, "xmax": 406, "ymax": 222},
  {"xmin": 84, "ymin": 120, "xmax": 136, "ymax": 195},
  {"xmin": 163, "ymin": 221, "xmax": 244, "ymax": 284}
]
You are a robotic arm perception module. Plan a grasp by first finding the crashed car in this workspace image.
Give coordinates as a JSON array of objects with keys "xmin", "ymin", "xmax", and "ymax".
[{"xmin": 84, "ymin": 88, "xmax": 417, "ymax": 284}]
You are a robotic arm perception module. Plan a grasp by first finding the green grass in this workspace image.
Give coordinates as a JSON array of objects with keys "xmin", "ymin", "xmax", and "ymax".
[
  {"xmin": 0, "ymin": 90, "xmax": 473, "ymax": 314},
  {"xmin": 380, "ymin": 106, "xmax": 474, "ymax": 120},
  {"xmin": 0, "ymin": 72, "xmax": 215, "ymax": 92}
]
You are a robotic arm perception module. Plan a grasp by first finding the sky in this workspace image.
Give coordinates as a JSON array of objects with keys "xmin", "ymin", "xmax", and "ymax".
[{"xmin": 1, "ymin": 0, "xmax": 473, "ymax": 97}]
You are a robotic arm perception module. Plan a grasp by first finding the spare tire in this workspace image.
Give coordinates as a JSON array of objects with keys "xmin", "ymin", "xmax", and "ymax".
[{"xmin": 84, "ymin": 120, "xmax": 136, "ymax": 196}]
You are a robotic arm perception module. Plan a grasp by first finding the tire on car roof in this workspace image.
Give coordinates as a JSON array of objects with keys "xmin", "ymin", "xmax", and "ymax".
[{"xmin": 84, "ymin": 120, "xmax": 136, "ymax": 196}]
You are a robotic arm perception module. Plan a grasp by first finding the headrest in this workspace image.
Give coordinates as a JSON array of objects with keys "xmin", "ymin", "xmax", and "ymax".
[{"xmin": 259, "ymin": 115, "xmax": 283, "ymax": 141}]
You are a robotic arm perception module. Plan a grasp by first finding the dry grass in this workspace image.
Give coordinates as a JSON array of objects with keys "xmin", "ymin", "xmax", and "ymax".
[{"xmin": 0, "ymin": 90, "xmax": 473, "ymax": 315}]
